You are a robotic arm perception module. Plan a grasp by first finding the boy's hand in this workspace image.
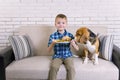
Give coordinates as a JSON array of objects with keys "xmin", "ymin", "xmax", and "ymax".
[
  {"xmin": 70, "ymin": 39, "xmax": 76, "ymax": 45},
  {"xmin": 71, "ymin": 39, "xmax": 79, "ymax": 51},
  {"xmin": 52, "ymin": 39, "xmax": 57, "ymax": 44}
]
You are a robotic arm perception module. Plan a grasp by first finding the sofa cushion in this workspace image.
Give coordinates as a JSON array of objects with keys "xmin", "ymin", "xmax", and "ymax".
[
  {"xmin": 9, "ymin": 35, "xmax": 33, "ymax": 60},
  {"xmin": 6, "ymin": 56, "xmax": 119, "ymax": 80},
  {"xmin": 99, "ymin": 35, "xmax": 114, "ymax": 61}
]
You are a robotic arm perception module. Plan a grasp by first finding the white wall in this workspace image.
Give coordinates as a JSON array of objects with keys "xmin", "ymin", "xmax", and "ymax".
[{"xmin": 0, "ymin": 0, "xmax": 120, "ymax": 50}]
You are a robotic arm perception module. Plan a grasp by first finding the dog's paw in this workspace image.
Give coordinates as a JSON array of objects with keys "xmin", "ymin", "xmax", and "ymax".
[
  {"xmin": 94, "ymin": 60, "xmax": 99, "ymax": 65},
  {"xmin": 94, "ymin": 54, "xmax": 99, "ymax": 65},
  {"xmin": 73, "ymin": 55, "xmax": 79, "ymax": 58},
  {"xmin": 83, "ymin": 57, "xmax": 88, "ymax": 64}
]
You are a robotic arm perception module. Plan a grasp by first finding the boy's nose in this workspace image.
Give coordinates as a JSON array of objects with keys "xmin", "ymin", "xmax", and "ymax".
[{"xmin": 60, "ymin": 23, "xmax": 63, "ymax": 25}]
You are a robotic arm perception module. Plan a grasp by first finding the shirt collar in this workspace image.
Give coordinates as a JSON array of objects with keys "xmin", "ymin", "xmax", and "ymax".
[{"xmin": 57, "ymin": 29, "xmax": 67, "ymax": 35}]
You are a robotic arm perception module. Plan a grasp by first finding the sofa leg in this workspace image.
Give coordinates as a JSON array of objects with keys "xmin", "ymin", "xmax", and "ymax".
[
  {"xmin": 119, "ymin": 71, "xmax": 120, "ymax": 80},
  {"xmin": 0, "ymin": 57, "xmax": 5, "ymax": 80},
  {"xmin": 0, "ymin": 71, "xmax": 5, "ymax": 80}
]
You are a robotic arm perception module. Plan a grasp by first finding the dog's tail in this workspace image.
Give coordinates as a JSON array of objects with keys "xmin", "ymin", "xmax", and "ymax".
[
  {"xmin": 93, "ymin": 33, "xmax": 100, "ymax": 43},
  {"xmin": 96, "ymin": 33, "xmax": 100, "ymax": 51},
  {"xmin": 96, "ymin": 33, "xmax": 100, "ymax": 38}
]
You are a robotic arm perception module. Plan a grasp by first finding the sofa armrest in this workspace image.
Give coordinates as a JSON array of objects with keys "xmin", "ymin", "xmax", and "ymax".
[
  {"xmin": 112, "ymin": 44, "xmax": 120, "ymax": 68},
  {"xmin": 112, "ymin": 44, "xmax": 120, "ymax": 80},
  {"xmin": 0, "ymin": 46, "xmax": 15, "ymax": 80}
]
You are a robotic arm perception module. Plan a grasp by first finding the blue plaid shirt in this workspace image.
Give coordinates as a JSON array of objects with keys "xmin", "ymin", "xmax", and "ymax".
[{"xmin": 48, "ymin": 30, "xmax": 74, "ymax": 59}]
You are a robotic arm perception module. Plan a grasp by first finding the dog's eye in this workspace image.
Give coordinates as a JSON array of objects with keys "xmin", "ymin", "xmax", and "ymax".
[
  {"xmin": 78, "ymin": 34, "xmax": 82, "ymax": 36},
  {"xmin": 85, "ymin": 37, "xmax": 89, "ymax": 40}
]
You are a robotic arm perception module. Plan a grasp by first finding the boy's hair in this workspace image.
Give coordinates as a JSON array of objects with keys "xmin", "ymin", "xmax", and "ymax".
[{"xmin": 55, "ymin": 14, "xmax": 67, "ymax": 22}]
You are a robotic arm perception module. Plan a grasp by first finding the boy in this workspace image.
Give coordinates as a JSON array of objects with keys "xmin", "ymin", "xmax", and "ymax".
[{"xmin": 48, "ymin": 14, "xmax": 79, "ymax": 80}]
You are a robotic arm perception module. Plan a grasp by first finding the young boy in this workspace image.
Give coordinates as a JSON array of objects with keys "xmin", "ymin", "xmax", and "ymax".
[{"xmin": 48, "ymin": 14, "xmax": 79, "ymax": 80}]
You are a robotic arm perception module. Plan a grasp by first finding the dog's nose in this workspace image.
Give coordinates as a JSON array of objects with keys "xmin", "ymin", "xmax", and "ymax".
[{"xmin": 84, "ymin": 42, "xmax": 87, "ymax": 44}]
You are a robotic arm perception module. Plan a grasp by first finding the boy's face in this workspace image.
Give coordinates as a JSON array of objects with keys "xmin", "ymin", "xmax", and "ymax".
[{"xmin": 55, "ymin": 18, "xmax": 67, "ymax": 31}]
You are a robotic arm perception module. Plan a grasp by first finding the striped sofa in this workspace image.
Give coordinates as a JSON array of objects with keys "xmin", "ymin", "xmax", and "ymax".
[{"xmin": 0, "ymin": 25, "xmax": 120, "ymax": 80}]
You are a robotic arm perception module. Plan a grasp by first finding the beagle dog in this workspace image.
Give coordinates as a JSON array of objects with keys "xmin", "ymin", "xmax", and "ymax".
[{"xmin": 75, "ymin": 27, "xmax": 99, "ymax": 65}]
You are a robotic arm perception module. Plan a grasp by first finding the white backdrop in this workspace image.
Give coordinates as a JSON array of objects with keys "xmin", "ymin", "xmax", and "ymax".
[{"xmin": 0, "ymin": 0, "xmax": 120, "ymax": 50}]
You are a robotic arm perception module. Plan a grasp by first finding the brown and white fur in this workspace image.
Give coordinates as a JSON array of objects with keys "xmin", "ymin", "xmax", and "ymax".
[{"xmin": 75, "ymin": 27, "xmax": 99, "ymax": 65}]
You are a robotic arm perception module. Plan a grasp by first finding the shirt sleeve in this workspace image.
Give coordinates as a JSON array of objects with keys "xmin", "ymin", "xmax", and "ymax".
[
  {"xmin": 48, "ymin": 35, "xmax": 53, "ymax": 47},
  {"xmin": 70, "ymin": 33, "xmax": 74, "ymax": 39}
]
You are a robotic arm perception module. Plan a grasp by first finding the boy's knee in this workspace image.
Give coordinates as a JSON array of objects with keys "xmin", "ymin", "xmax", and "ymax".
[
  {"xmin": 51, "ymin": 65, "xmax": 60, "ymax": 71},
  {"xmin": 66, "ymin": 65, "xmax": 75, "ymax": 71}
]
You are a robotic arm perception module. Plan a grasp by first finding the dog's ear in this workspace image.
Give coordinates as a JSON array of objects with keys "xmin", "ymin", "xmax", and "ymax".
[
  {"xmin": 84, "ymin": 30, "xmax": 90, "ymax": 39},
  {"xmin": 76, "ymin": 29, "xmax": 83, "ymax": 36}
]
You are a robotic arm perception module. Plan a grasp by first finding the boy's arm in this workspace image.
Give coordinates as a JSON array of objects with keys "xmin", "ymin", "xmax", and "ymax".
[
  {"xmin": 47, "ymin": 39, "xmax": 56, "ymax": 53},
  {"xmin": 71, "ymin": 40, "xmax": 79, "ymax": 51}
]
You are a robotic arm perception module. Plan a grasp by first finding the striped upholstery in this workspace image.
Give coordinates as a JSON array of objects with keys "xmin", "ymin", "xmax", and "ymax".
[
  {"xmin": 99, "ymin": 35, "xmax": 114, "ymax": 61},
  {"xmin": 9, "ymin": 35, "xmax": 33, "ymax": 60}
]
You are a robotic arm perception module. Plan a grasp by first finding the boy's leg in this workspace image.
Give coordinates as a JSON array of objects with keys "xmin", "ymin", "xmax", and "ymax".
[
  {"xmin": 64, "ymin": 57, "xmax": 75, "ymax": 80},
  {"xmin": 48, "ymin": 58, "xmax": 63, "ymax": 80}
]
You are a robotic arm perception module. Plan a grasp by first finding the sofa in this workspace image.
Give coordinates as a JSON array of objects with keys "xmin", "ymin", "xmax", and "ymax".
[{"xmin": 0, "ymin": 25, "xmax": 120, "ymax": 80}]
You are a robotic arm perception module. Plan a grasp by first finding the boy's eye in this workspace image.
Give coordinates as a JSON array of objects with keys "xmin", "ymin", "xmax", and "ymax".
[
  {"xmin": 57, "ymin": 22, "xmax": 60, "ymax": 24},
  {"xmin": 57, "ymin": 22, "xmax": 65, "ymax": 24}
]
